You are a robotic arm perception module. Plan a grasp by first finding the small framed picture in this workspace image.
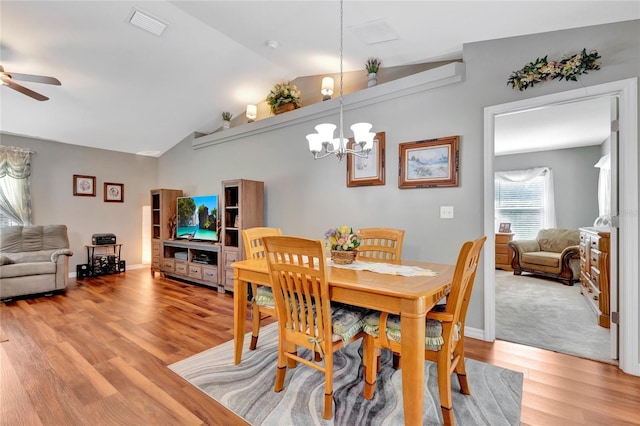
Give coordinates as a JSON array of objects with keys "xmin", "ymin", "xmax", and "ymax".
[
  {"xmin": 499, "ymin": 222, "xmax": 511, "ymax": 233},
  {"xmin": 73, "ymin": 175, "xmax": 96, "ymax": 197},
  {"xmin": 346, "ymin": 131, "xmax": 385, "ymax": 187},
  {"xmin": 398, "ymin": 135, "xmax": 459, "ymax": 189},
  {"xmin": 104, "ymin": 182, "xmax": 124, "ymax": 203}
]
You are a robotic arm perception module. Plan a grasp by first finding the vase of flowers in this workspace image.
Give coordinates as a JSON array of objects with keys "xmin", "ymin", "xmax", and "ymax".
[
  {"xmin": 266, "ymin": 81, "xmax": 301, "ymax": 115},
  {"xmin": 325, "ymin": 226, "xmax": 361, "ymax": 264},
  {"xmin": 365, "ymin": 58, "xmax": 381, "ymax": 87},
  {"xmin": 221, "ymin": 111, "xmax": 232, "ymax": 129}
]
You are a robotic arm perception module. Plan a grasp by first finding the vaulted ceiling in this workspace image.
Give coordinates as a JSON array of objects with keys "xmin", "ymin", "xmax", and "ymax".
[{"xmin": 1, "ymin": 1, "xmax": 637, "ymax": 156}]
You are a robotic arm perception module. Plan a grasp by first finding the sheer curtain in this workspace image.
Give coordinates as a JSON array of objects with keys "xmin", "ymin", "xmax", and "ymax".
[
  {"xmin": 0, "ymin": 146, "xmax": 33, "ymax": 226},
  {"xmin": 495, "ymin": 166, "xmax": 556, "ymax": 229},
  {"xmin": 594, "ymin": 154, "xmax": 611, "ymax": 216}
]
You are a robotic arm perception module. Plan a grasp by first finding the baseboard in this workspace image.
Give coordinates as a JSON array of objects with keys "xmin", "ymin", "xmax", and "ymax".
[{"xmin": 465, "ymin": 326, "xmax": 487, "ymax": 341}]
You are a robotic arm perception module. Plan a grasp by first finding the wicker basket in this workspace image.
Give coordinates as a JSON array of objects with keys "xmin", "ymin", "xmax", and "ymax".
[{"xmin": 331, "ymin": 249, "xmax": 357, "ymax": 265}]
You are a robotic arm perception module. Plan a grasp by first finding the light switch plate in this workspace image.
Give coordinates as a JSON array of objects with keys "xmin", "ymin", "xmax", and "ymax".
[{"xmin": 440, "ymin": 206, "xmax": 454, "ymax": 219}]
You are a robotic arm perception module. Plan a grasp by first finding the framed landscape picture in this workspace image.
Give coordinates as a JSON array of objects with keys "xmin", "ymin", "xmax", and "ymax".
[
  {"xmin": 73, "ymin": 175, "xmax": 96, "ymax": 196},
  {"xmin": 104, "ymin": 182, "xmax": 124, "ymax": 203},
  {"xmin": 398, "ymin": 135, "xmax": 459, "ymax": 189},
  {"xmin": 346, "ymin": 131, "xmax": 385, "ymax": 187}
]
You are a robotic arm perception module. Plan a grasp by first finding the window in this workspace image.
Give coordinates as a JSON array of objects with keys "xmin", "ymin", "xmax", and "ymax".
[
  {"xmin": 495, "ymin": 167, "xmax": 556, "ymax": 240},
  {"xmin": 0, "ymin": 146, "xmax": 33, "ymax": 227}
]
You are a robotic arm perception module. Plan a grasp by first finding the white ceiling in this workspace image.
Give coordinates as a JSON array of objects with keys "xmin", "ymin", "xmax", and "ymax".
[
  {"xmin": 0, "ymin": 1, "xmax": 637, "ymax": 157},
  {"xmin": 495, "ymin": 96, "xmax": 613, "ymax": 156}
]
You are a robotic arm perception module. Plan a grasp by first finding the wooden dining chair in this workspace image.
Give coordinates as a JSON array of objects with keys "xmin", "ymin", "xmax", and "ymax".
[
  {"xmin": 361, "ymin": 236, "xmax": 486, "ymax": 426},
  {"xmin": 262, "ymin": 236, "xmax": 368, "ymax": 420},
  {"xmin": 356, "ymin": 227, "xmax": 405, "ymax": 264},
  {"xmin": 241, "ymin": 227, "xmax": 282, "ymax": 350}
]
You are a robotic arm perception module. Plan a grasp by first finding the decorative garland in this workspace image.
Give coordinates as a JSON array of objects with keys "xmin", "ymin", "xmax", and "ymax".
[{"xmin": 507, "ymin": 48, "xmax": 601, "ymax": 91}]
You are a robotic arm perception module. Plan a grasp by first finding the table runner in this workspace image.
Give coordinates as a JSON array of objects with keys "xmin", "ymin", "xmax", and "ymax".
[{"xmin": 328, "ymin": 259, "xmax": 438, "ymax": 277}]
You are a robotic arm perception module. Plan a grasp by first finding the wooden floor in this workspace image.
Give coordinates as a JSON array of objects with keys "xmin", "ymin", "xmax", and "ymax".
[{"xmin": 1, "ymin": 269, "xmax": 639, "ymax": 426}]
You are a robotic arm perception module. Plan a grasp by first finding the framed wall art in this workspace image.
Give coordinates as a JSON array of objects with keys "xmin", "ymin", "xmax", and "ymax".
[
  {"xmin": 73, "ymin": 175, "xmax": 96, "ymax": 196},
  {"xmin": 346, "ymin": 131, "xmax": 385, "ymax": 187},
  {"xmin": 104, "ymin": 182, "xmax": 124, "ymax": 203},
  {"xmin": 499, "ymin": 222, "xmax": 512, "ymax": 233},
  {"xmin": 398, "ymin": 135, "xmax": 459, "ymax": 189}
]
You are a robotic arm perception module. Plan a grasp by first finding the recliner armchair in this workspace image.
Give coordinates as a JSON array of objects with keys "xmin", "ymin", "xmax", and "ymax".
[
  {"xmin": 508, "ymin": 228, "xmax": 580, "ymax": 286},
  {"xmin": 0, "ymin": 224, "xmax": 73, "ymax": 300}
]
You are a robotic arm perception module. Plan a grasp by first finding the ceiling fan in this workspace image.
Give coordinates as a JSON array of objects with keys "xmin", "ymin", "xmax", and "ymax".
[{"xmin": 0, "ymin": 65, "xmax": 61, "ymax": 101}]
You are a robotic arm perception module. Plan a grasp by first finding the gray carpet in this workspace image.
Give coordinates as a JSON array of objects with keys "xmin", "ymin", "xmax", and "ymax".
[
  {"xmin": 170, "ymin": 323, "xmax": 523, "ymax": 426},
  {"xmin": 495, "ymin": 270, "xmax": 614, "ymax": 364}
]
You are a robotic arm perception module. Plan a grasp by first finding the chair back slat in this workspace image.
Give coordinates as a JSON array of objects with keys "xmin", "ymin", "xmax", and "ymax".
[
  {"xmin": 357, "ymin": 227, "xmax": 405, "ymax": 264},
  {"xmin": 263, "ymin": 236, "xmax": 330, "ymax": 345},
  {"xmin": 242, "ymin": 227, "xmax": 282, "ymax": 259}
]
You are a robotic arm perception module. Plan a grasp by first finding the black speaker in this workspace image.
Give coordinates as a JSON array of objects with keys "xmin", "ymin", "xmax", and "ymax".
[
  {"xmin": 76, "ymin": 264, "xmax": 89, "ymax": 278},
  {"xmin": 119, "ymin": 260, "xmax": 126, "ymax": 272}
]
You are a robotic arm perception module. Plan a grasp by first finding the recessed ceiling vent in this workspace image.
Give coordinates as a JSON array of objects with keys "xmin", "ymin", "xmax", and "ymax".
[
  {"xmin": 128, "ymin": 9, "xmax": 167, "ymax": 36},
  {"xmin": 349, "ymin": 19, "xmax": 398, "ymax": 45}
]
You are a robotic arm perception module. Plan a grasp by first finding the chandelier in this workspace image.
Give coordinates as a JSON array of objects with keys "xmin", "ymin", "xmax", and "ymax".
[{"xmin": 306, "ymin": 0, "xmax": 375, "ymax": 161}]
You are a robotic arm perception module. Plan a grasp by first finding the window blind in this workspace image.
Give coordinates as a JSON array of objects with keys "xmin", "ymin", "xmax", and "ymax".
[{"xmin": 495, "ymin": 175, "xmax": 545, "ymax": 239}]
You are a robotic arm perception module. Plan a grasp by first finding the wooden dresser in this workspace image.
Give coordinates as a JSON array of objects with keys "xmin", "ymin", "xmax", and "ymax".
[
  {"xmin": 495, "ymin": 232, "xmax": 515, "ymax": 271},
  {"xmin": 579, "ymin": 227, "xmax": 610, "ymax": 328}
]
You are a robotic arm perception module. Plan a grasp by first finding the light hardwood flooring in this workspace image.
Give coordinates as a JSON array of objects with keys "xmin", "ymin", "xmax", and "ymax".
[{"xmin": 1, "ymin": 269, "xmax": 639, "ymax": 425}]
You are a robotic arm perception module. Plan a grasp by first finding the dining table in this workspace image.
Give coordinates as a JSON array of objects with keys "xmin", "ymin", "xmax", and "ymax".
[{"xmin": 231, "ymin": 257, "xmax": 454, "ymax": 425}]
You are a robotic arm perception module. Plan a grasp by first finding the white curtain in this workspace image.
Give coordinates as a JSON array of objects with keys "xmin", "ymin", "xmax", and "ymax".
[
  {"xmin": 495, "ymin": 166, "xmax": 556, "ymax": 229},
  {"xmin": 0, "ymin": 146, "xmax": 33, "ymax": 225},
  {"xmin": 594, "ymin": 154, "xmax": 611, "ymax": 216}
]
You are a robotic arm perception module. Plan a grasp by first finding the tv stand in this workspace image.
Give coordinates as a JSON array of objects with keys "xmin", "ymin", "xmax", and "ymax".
[{"xmin": 161, "ymin": 240, "xmax": 222, "ymax": 292}]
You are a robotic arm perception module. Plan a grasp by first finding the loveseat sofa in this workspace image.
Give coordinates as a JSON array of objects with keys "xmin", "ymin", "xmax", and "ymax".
[
  {"xmin": 0, "ymin": 225, "xmax": 73, "ymax": 300},
  {"xmin": 508, "ymin": 228, "xmax": 580, "ymax": 286}
]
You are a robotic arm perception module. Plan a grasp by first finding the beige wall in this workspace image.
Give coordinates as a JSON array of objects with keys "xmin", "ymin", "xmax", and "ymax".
[
  {"xmin": 158, "ymin": 20, "xmax": 640, "ymax": 332},
  {"xmin": 0, "ymin": 133, "xmax": 157, "ymax": 272},
  {"xmin": 3, "ymin": 20, "xmax": 637, "ymax": 338},
  {"xmin": 494, "ymin": 145, "xmax": 603, "ymax": 230}
]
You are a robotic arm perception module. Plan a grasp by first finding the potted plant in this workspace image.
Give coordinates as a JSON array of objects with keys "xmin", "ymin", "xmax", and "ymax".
[
  {"xmin": 365, "ymin": 58, "xmax": 382, "ymax": 87},
  {"xmin": 266, "ymin": 81, "xmax": 301, "ymax": 115},
  {"xmin": 324, "ymin": 226, "xmax": 362, "ymax": 264},
  {"xmin": 221, "ymin": 111, "xmax": 232, "ymax": 129}
]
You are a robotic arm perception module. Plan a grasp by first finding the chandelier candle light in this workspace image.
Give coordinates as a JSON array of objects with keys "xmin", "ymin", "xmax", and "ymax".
[{"xmin": 306, "ymin": 0, "xmax": 375, "ymax": 162}]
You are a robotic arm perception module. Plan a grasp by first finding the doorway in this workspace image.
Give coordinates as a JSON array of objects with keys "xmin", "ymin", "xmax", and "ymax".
[
  {"xmin": 493, "ymin": 96, "xmax": 614, "ymax": 362},
  {"xmin": 482, "ymin": 79, "xmax": 639, "ymax": 375}
]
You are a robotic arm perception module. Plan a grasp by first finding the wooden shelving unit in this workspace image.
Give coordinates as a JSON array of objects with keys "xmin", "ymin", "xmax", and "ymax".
[
  {"xmin": 150, "ymin": 188, "xmax": 183, "ymax": 275},
  {"xmin": 221, "ymin": 179, "xmax": 264, "ymax": 293},
  {"xmin": 161, "ymin": 240, "xmax": 221, "ymax": 290}
]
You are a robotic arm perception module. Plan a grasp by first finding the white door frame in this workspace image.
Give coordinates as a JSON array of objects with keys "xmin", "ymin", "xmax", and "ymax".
[{"xmin": 483, "ymin": 78, "xmax": 638, "ymax": 376}]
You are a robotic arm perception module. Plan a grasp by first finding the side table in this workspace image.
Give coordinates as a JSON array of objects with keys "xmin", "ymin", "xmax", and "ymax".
[
  {"xmin": 495, "ymin": 233, "xmax": 514, "ymax": 271},
  {"xmin": 84, "ymin": 244, "xmax": 124, "ymax": 276}
]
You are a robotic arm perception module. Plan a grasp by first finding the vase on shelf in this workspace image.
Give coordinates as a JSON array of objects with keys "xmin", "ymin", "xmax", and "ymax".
[
  {"xmin": 331, "ymin": 249, "xmax": 357, "ymax": 265},
  {"xmin": 367, "ymin": 72, "xmax": 377, "ymax": 87},
  {"xmin": 222, "ymin": 120, "xmax": 231, "ymax": 130},
  {"xmin": 274, "ymin": 103, "xmax": 296, "ymax": 115}
]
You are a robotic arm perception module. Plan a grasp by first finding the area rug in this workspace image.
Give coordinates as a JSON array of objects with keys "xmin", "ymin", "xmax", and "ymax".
[
  {"xmin": 169, "ymin": 323, "xmax": 523, "ymax": 425},
  {"xmin": 495, "ymin": 270, "xmax": 614, "ymax": 364}
]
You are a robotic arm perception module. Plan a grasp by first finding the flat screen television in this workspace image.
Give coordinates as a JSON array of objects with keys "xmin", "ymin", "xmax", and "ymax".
[{"xmin": 176, "ymin": 194, "xmax": 219, "ymax": 242}]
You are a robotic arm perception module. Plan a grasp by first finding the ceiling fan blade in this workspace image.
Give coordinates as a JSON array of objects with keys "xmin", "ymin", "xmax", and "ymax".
[
  {"xmin": 1, "ymin": 77, "xmax": 49, "ymax": 101},
  {"xmin": 9, "ymin": 72, "xmax": 61, "ymax": 86}
]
